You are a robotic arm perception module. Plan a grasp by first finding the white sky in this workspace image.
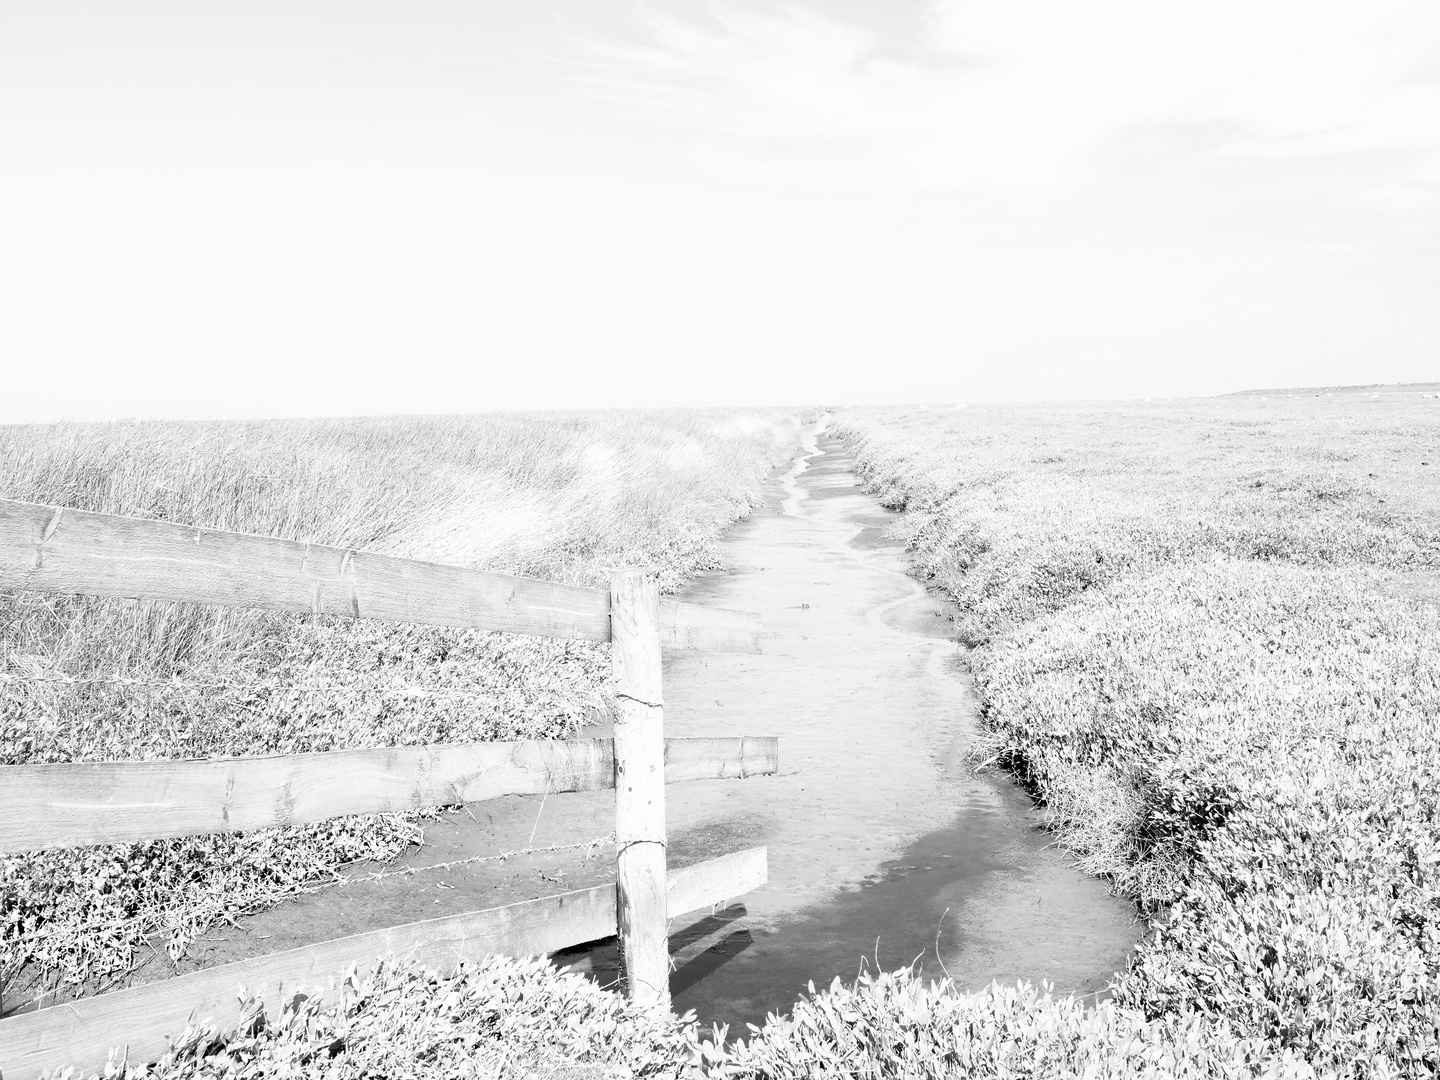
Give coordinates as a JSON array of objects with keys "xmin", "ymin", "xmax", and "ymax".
[{"xmin": 2, "ymin": 0, "xmax": 1437, "ymax": 420}]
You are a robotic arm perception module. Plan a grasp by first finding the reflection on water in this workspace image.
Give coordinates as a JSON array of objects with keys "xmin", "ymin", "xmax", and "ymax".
[{"xmin": 557, "ymin": 775, "xmax": 1135, "ymax": 1036}]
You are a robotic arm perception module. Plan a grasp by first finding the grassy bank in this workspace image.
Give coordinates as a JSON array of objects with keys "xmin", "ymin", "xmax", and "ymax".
[
  {"xmin": 805, "ymin": 394, "xmax": 1440, "ymax": 1075},
  {"xmin": 0, "ymin": 409, "xmax": 799, "ymax": 1004},
  {"xmin": 55, "ymin": 956, "xmax": 1316, "ymax": 1079}
]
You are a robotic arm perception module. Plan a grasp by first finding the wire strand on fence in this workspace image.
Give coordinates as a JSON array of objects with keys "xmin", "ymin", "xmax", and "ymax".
[{"xmin": 338, "ymin": 833, "xmax": 616, "ymax": 888}]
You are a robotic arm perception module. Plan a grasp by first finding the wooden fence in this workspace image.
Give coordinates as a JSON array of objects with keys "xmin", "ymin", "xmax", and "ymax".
[{"xmin": 0, "ymin": 498, "xmax": 776, "ymax": 1079}]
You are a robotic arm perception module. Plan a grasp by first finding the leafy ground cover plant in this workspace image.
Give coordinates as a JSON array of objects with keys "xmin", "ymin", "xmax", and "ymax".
[
  {"xmin": 704, "ymin": 966, "xmax": 1324, "ymax": 1079},
  {"xmin": 1, "ymin": 409, "xmax": 798, "ymax": 1002},
  {"xmin": 53, "ymin": 957, "xmax": 1326, "ymax": 1080},
  {"xmin": 809, "ymin": 394, "xmax": 1440, "ymax": 1076},
  {"xmin": 56, "ymin": 955, "xmax": 701, "ymax": 1080}
]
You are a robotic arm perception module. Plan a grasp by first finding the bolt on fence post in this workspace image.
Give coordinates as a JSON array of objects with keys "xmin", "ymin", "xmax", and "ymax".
[{"xmin": 609, "ymin": 566, "xmax": 671, "ymax": 1011}]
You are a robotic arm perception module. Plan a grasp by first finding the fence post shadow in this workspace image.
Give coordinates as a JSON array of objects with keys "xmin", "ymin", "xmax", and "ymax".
[
  {"xmin": 668, "ymin": 903, "xmax": 755, "ymax": 998},
  {"xmin": 549, "ymin": 902, "xmax": 756, "ymax": 1001}
]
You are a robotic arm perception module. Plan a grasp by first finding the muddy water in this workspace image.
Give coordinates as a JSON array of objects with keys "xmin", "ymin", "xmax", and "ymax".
[
  {"xmin": 560, "ymin": 425, "xmax": 1142, "ymax": 1030},
  {"xmin": 146, "ymin": 425, "xmax": 1140, "ymax": 1032}
]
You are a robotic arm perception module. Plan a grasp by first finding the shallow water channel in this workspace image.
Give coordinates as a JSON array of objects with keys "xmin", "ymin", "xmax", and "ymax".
[
  {"xmin": 559, "ymin": 425, "xmax": 1142, "ymax": 1031},
  {"xmin": 159, "ymin": 425, "xmax": 1141, "ymax": 1034}
]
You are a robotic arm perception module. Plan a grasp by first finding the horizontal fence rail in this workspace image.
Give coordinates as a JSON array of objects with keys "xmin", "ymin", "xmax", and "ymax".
[
  {"xmin": 0, "ymin": 505, "xmax": 778, "ymax": 1068},
  {"xmin": 0, "ymin": 847, "xmax": 768, "ymax": 1080},
  {"xmin": 0, "ymin": 736, "xmax": 780, "ymax": 854},
  {"xmin": 664, "ymin": 847, "xmax": 769, "ymax": 918},
  {"xmin": 0, "ymin": 499, "xmax": 761, "ymax": 652}
]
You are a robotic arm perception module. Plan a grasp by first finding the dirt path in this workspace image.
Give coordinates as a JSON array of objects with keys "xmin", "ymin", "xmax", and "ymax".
[{"xmin": 143, "ymin": 423, "xmax": 1140, "ymax": 1031}]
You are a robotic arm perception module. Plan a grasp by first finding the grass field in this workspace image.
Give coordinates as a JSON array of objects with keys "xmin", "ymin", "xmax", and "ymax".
[
  {"xmin": 13, "ymin": 393, "xmax": 1440, "ymax": 1078},
  {"xmin": 0, "ymin": 409, "xmax": 799, "ymax": 1008}
]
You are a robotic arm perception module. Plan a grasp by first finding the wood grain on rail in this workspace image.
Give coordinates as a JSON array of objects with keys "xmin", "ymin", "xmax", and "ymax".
[
  {"xmin": 667, "ymin": 846, "xmax": 768, "ymax": 919},
  {"xmin": 659, "ymin": 597, "xmax": 763, "ymax": 652},
  {"xmin": 0, "ymin": 736, "xmax": 779, "ymax": 854},
  {"xmin": 0, "ymin": 849, "xmax": 770, "ymax": 1080},
  {"xmin": 0, "ymin": 499, "xmax": 761, "ymax": 650}
]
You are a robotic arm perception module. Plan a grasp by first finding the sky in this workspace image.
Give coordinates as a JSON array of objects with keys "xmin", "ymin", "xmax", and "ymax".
[{"xmin": 1, "ymin": 0, "xmax": 1438, "ymax": 421}]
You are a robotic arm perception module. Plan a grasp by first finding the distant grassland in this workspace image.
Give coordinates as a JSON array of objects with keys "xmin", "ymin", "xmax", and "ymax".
[
  {"xmin": 814, "ymin": 395, "xmax": 1440, "ymax": 1075},
  {"xmin": 0, "ymin": 409, "xmax": 799, "ymax": 1001}
]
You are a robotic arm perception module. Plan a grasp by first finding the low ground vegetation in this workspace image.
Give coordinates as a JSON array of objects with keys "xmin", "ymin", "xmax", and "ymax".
[
  {"xmin": 74, "ymin": 956, "xmax": 701, "ymax": 1080},
  {"xmin": 811, "ymin": 394, "xmax": 1440, "ymax": 1076},
  {"xmin": 1, "ymin": 409, "xmax": 798, "ymax": 1004},
  {"xmin": 60, "ymin": 957, "xmax": 1325, "ymax": 1080}
]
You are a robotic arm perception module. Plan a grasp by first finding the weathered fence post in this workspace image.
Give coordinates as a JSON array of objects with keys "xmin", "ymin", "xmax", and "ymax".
[{"xmin": 609, "ymin": 567, "xmax": 670, "ymax": 1010}]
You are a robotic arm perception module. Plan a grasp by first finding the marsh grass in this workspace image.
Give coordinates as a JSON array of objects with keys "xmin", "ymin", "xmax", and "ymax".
[
  {"xmin": 1, "ymin": 409, "xmax": 798, "ymax": 1001},
  {"xmin": 817, "ymin": 394, "xmax": 1440, "ymax": 1075}
]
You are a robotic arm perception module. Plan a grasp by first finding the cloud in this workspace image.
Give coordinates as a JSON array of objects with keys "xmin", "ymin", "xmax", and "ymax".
[
  {"xmin": 558, "ymin": 0, "xmax": 1440, "ymax": 193},
  {"xmin": 1, "ymin": 0, "xmax": 1434, "ymax": 420}
]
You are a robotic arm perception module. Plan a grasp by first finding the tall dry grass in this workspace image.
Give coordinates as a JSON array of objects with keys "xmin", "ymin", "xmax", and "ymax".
[{"xmin": 0, "ymin": 408, "xmax": 799, "ymax": 1001}]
